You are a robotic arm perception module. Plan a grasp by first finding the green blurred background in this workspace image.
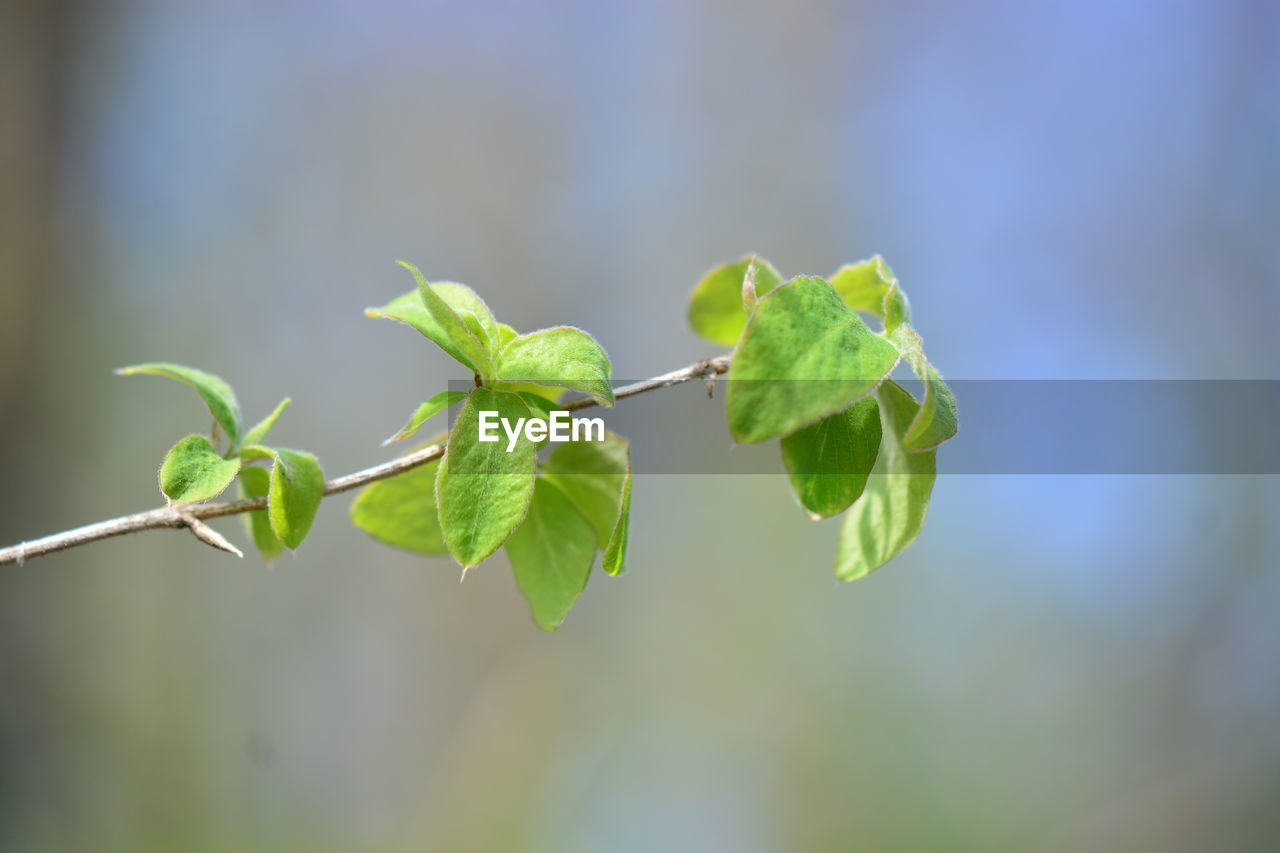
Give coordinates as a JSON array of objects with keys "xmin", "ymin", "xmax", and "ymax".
[{"xmin": 2, "ymin": 1, "xmax": 1278, "ymax": 850}]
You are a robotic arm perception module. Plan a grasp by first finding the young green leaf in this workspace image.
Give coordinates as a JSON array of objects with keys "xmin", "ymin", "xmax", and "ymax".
[
  {"xmin": 116, "ymin": 363, "xmax": 243, "ymax": 449},
  {"xmin": 887, "ymin": 324, "xmax": 959, "ymax": 451},
  {"xmin": 239, "ymin": 466, "xmax": 284, "ymax": 560},
  {"xmin": 828, "ymin": 256, "xmax": 910, "ymax": 327},
  {"xmin": 687, "ymin": 255, "xmax": 784, "ymax": 346},
  {"xmin": 383, "ymin": 390, "xmax": 468, "ymax": 445},
  {"xmin": 159, "ymin": 434, "xmax": 242, "ymax": 503},
  {"xmin": 243, "ymin": 397, "xmax": 292, "ymax": 447},
  {"xmin": 267, "ymin": 448, "xmax": 325, "ymax": 550},
  {"xmin": 366, "ymin": 264, "xmax": 498, "ymax": 376},
  {"xmin": 835, "ymin": 380, "xmax": 937, "ymax": 581},
  {"xmin": 496, "ymin": 322, "xmax": 520, "ymax": 347},
  {"xmin": 505, "ymin": 476, "xmax": 597, "ymax": 631},
  {"xmin": 496, "ymin": 326, "xmax": 615, "ymax": 407},
  {"xmin": 400, "ymin": 261, "xmax": 495, "ymax": 377},
  {"xmin": 725, "ymin": 276, "xmax": 899, "ymax": 444},
  {"xmin": 435, "ymin": 387, "xmax": 537, "ymax": 568},
  {"xmin": 780, "ymin": 396, "xmax": 881, "ymax": 520},
  {"xmin": 542, "ymin": 431, "xmax": 632, "ymax": 575},
  {"xmin": 350, "ymin": 458, "xmax": 448, "ymax": 554}
]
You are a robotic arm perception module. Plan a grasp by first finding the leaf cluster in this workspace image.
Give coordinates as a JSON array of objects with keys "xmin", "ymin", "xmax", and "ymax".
[{"xmin": 688, "ymin": 254, "xmax": 958, "ymax": 579}]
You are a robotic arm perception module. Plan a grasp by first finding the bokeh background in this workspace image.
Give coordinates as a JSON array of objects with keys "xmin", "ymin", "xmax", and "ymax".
[{"xmin": 2, "ymin": 1, "xmax": 1279, "ymax": 851}]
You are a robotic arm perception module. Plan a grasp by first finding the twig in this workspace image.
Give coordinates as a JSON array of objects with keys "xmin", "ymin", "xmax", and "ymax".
[{"xmin": 0, "ymin": 355, "xmax": 732, "ymax": 566}]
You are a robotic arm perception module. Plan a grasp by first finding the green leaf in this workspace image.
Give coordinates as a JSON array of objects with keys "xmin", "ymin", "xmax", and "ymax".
[
  {"xmin": 496, "ymin": 326, "xmax": 615, "ymax": 407},
  {"xmin": 887, "ymin": 324, "xmax": 959, "ymax": 451},
  {"xmin": 505, "ymin": 476, "xmax": 597, "ymax": 631},
  {"xmin": 725, "ymin": 276, "xmax": 900, "ymax": 444},
  {"xmin": 828, "ymin": 256, "xmax": 910, "ymax": 328},
  {"xmin": 687, "ymin": 255, "xmax": 784, "ymax": 347},
  {"xmin": 239, "ymin": 466, "xmax": 284, "ymax": 560},
  {"xmin": 383, "ymin": 390, "xmax": 468, "ymax": 445},
  {"xmin": 543, "ymin": 431, "xmax": 632, "ymax": 575},
  {"xmin": 496, "ymin": 322, "xmax": 520, "ymax": 347},
  {"xmin": 366, "ymin": 263, "xmax": 497, "ymax": 376},
  {"xmin": 780, "ymin": 396, "xmax": 881, "ymax": 520},
  {"xmin": 267, "ymin": 448, "xmax": 325, "ymax": 550},
  {"xmin": 243, "ymin": 397, "xmax": 291, "ymax": 447},
  {"xmin": 159, "ymin": 434, "xmax": 242, "ymax": 503},
  {"xmin": 435, "ymin": 387, "xmax": 537, "ymax": 568},
  {"xmin": 350, "ymin": 458, "xmax": 448, "ymax": 555},
  {"xmin": 116, "ymin": 363, "xmax": 242, "ymax": 449},
  {"xmin": 835, "ymin": 380, "xmax": 937, "ymax": 581}
]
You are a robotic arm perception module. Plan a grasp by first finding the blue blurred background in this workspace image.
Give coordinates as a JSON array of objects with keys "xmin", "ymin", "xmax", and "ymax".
[{"xmin": 1, "ymin": 1, "xmax": 1278, "ymax": 850}]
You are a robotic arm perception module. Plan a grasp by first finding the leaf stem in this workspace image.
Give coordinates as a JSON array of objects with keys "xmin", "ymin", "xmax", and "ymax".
[{"xmin": 0, "ymin": 355, "xmax": 731, "ymax": 566}]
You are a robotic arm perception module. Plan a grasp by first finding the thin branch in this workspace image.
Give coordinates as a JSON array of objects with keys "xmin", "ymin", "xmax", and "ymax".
[{"xmin": 0, "ymin": 355, "xmax": 731, "ymax": 566}]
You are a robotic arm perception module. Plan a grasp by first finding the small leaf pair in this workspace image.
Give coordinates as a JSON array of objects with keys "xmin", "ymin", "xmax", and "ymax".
[
  {"xmin": 367, "ymin": 261, "xmax": 614, "ymax": 408},
  {"xmin": 117, "ymin": 363, "xmax": 324, "ymax": 556}
]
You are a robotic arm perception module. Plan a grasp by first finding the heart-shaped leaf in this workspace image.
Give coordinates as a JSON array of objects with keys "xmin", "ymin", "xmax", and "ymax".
[
  {"xmin": 835, "ymin": 380, "xmax": 937, "ymax": 581},
  {"xmin": 687, "ymin": 255, "xmax": 784, "ymax": 347},
  {"xmin": 496, "ymin": 326, "xmax": 614, "ymax": 407},
  {"xmin": 543, "ymin": 430, "xmax": 632, "ymax": 575},
  {"xmin": 725, "ymin": 276, "xmax": 899, "ymax": 444},
  {"xmin": 351, "ymin": 458, "xmax": 448, "ymax": 555},
  {"xmin": 780, "ymin": 395, "xmax": 881, "ymax": 519},
  {"xmin": 506, "ymin": 476, "xmax": 597, "ymax": 631},
  {"xmin": 435, "ymin": 387, "xmax": 537, "ymax": 568},
  {"xmin": 159, "ymin": 434, "xmax": 242, "ymax": 503},
  {"xmin": 117, "ymin": 363, "xmax": 242, "ymax": 449}
]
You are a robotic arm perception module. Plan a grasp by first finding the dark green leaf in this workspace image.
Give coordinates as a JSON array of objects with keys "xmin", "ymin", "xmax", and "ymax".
[
  {"xmin": 496, "ymin": 326, "xmax": 614, "ymax": 407},
  {"xmin": 435, "ymin": 387, "xmax": 537, "ymax": 568},
  {"xmin": 725, "ymin": 276, "xmax": 899, "ymax": 443},
  {"xmin": 159, "ymin": 434, "xmax": 242, "ymax": 503},
  {"xmin": 243, "ymin": 397, "xmax": 291, "ymax": 447},
  {"xmin": 350, "ymin": 458, "xmax": 447, "ymax": 555},
  {"xmin": 239, "ymin": 466, "xmax": 284, "ymax": 560},
  {"xmin": 268, "ymin": 448, "xmax": 325, "ymax": 550},
  {"xmin": 780, "ymin": 396, "xmax": 881, "ymax": 519},
  {"xmin": 116, "ymin": 362, "xmax": 242, "ymax": 449},
  {"xmin": 383, "ymin": 390, "xmax": 468, "ymax": 446},
  {"xmin": 835, "ymin": 380, "xmax": 937, "ymax": 581},
  {"xmin": 543, "ymin": 430, "xmax": 632, "ymax": 575},
  {"xmin": 687, "ymin": 255, "xmax": 784, "ymax": 346},
  {"xmin": 506, "ymin": 476, "xmax": 597, "ymax": 631}
]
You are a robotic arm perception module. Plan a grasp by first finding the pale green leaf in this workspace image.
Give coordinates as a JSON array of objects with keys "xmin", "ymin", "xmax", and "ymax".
[
  {"xmin": 383, "ymin": 390, "xmax": 468, "ymax": 446},
  {"xmin": 835, "ymin": 380, "xmax": 937, "ymax": 581},
  {"xmin": 117, "ymin": 362, "xmax": 242, "ymax": 448},
  {"xmin": 159, "ymin": 434, "xmax": 242, "ymax": 503},
  {"xmin": 496, "ymin": 326, "xmax": 614, "ymax": 407},
  {"xmin": 239, "ymin": 466, "xmax": 284, "ymax": 560},
  {"xmin": 828, "ymin": 256, "xmax": 910, "ymax": 328},
  {"xmin": 780, "ymin": 395, "xmax": 881, "ymax": 519},
  {"xmin": 435, "ymin": 387, "xmax": 537, "ymax": 567},
  {"xmin": 350, "ymin": 458, "xmax": 447, "ymax": 555},
  {"xmin": 725, "ymin": 276, "xmax": 900, "ymax": 443},
  {"xmin": 365, "ymin": 263, "xmax": 497, "ymax": 375},
  {"xmin": 687, "ymin": 255, "xmax": 784, "ymax": 346},
  {"xmin": 243, "ymin": 397, "xmax": 291, "ymax": 447},
  {"xmin": 506, "ymin": 476, "xmax": 597, "ymax": 631},
  {"xmin": 887, "ymin": 324, "xmax": 959, "ymax": 451},
  {"xmin": 268, "ymin": 447, "xmax": 325, "ymax": 550},
  {"xmin": 543, "ymin": 431, "xmax": 632, "ymax": 575}
]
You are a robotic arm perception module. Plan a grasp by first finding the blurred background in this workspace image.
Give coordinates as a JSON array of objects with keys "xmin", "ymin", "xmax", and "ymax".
[{"xmin": 2, "ymin": 1, "xmax": 1278, "ymax": 850}]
